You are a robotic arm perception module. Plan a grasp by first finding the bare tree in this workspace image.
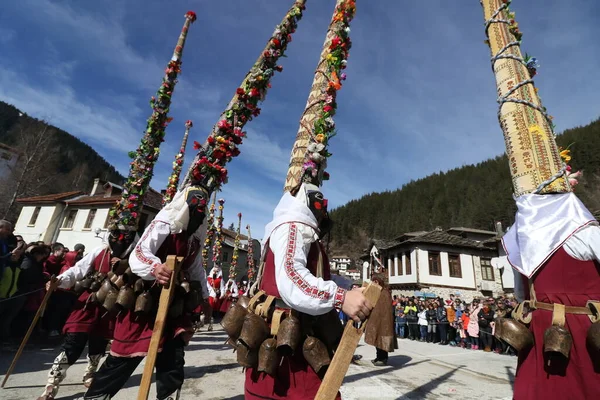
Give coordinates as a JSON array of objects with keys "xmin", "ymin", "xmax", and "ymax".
[{"xmin": 1, "ymin": 120, "xmax": 59, "ymax": 219}]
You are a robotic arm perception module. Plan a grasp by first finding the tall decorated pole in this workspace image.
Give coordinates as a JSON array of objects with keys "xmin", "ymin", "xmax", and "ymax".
[
  {"xmin": 245, "ymin": 224, "xmax": 255, "ymax": 282},
  {"xmin": 229, "ymin": 213, "xmax": 242, "ymax": 281},
  {"xmin": 481, "ymin": 0, "xmax": 571, "ymax": 196},
  {"xmin": 202, "ymin": 194, "xmax": 217, "ymax": 271},
  {"xmin": 480, "ymin": 2, "xmax": 599, "ymax": 398},
  {"xmin": 163, "ymin": 120, "xmax": 193, "ymax": 205},
  {"xmin": 284, "ymin": 0, "xmax": 356, "ymax": 192},
  {"xmin": 109, "ymin": 12, "xmax": 197, "ymax": 237},
  {"xmin": 211, "ymin": 199, "xmax": 226, "ymax": 270},
  {"xmin": 180, "ymin": 0, "xmax": 307, "ymax": 193}
]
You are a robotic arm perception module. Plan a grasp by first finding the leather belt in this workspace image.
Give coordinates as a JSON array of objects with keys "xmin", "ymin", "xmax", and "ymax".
[{"xmin": 532, "ymin": 301, "xmax": 592, "ymax": 315}]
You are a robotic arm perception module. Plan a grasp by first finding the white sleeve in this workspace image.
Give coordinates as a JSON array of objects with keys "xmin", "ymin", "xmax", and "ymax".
[
  {"xmin": 231, "ymin": 281, "xmax": 239, "ymax": 298},
  {"xmin": 129, "ymin": 220, "xmax": 171, "ymax": 280},
  {"xmin": 219, "ymin": 277, "xmax": 226, "ymax": 298},
  {"xmin": 563, "ymin": 224, "xmax": 600, "ymax": 262},
  {"xmin": 58, "ymin": 246, "xmax": 105, "ymax": 289},
  {"xmin": 271, "ymin": 223, "xmax": 346, "ymax": 316}
]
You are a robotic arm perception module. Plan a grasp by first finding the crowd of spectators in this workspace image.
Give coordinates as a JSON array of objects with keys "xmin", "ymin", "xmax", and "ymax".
[
  {"xmin": 0, "ymin": 219, "xmax": 85, "ymax": 347},
  {"xmin": 393, "ymin": 293, "xmax": 517, "ymax": 355}
]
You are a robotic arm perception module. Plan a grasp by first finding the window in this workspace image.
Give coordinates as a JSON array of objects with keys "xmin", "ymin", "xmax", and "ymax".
[
  {"xmin": 61, "ymin": 210, "xmax": 78, "ymax": 229},
  {"xmin": 449, "ymin": 254, "xmax": 462, "ymax": 278},
  {"xmin": 223, "ymin": 251, "xmax": 229, "ymax": 262},
  {"xmin": 428, "ymin": 252, "xmax": 441, "ymax": 276},
  {"xmin": 29, "ymin": 206, "xmax": 41, "ymax": 226},
  {"xmin": 397, "ymin": 254, "xmax": 403, "ymax": 275},
  {"xmin": 405, "ymin": 252, "xmax": 412, "ymax": 275},
  {"xmin": 481, "ymin": 258, "xmax": 495, "ymax": 281},
  {"xmin": 83, "ymin": 209, "xmax": 97, "ymax": 229},
  {"xmin": 389, "ymin": 256, "xmax": 395, "ymax": 276}
]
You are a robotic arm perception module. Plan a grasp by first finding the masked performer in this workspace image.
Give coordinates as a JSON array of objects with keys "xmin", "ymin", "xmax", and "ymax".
[
  {"xmin": 206, "ymin": 265, "xmax": 225, "ymax": 331},
  {"xmin": 219, "ymin": 278, "xmax": 239, "ymax": 314},
  {"xmin": 82, "ymin": 186, "xmax": 209, "ymax": 400},
  {"xmin": 38, "ymin": 233, "xmax": 136, "ymax": 400},
  {"xmin": 237, "ymin": 183, "xmax": 372, "ymax": 400}
]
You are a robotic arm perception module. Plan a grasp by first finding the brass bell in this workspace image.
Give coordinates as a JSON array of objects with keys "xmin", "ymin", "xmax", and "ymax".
[
  {"xmin": 544, "ymin": 325, "xmax": 573, "ymax": 360},
  {"xmin": 96, "ymin": 272, "xmax": 107, "ymax": 282},
  {"xmin": 113, "ymin": 275, "xmax": 126, "ymax": 289},
  {"xmin": 95, "ymin": 280, "xmax": 113, "ymax": 304},
  {"xmin": 102, "ymin": 289, "xmax": 119, "ymax": 313},
  {"xmin": 180, "ymin": 281, "xmax": 191, "ymax": 293},
  {"xmin": 493, "ymin": 318, "xmax": 534, "ymax": 352},
  {"xmin": 587, "ymin": 322, "xmax": 600, "ymax": 354},
  {"xmin": 184, "ymin": 290, "xmax": 202, "ymax": 313},
  {"xmin": 276, "ymin": 315, "xmax": 302, "ymax": 355},
  {"xmin": 257, "ymin": 338, "xmax": 279, "ymax": 376},
  {"xmin": 168, "ymin": 297, "xmax": 184, "ymax": 318},
  {"xmin": 221, "ymin": 302, "xmax": 249, "ymax": 340},
  {"xmin": 107, "ymin": 271, "xmax": 115, "ymax": 281},
  {"xmin": 87, "ymin": 292, "xmax": 98, "ymax": 304},
  {"xmin": 302, "ymin": 336, "xmax": 331, "ymax": 375},
  {"xmin": 73, "ymin": 280, "xmax": 86, "ymax": 295},
  {"xmin": 135, "ymin": 291, "xmax": 153, "ymax": 314},
  {"xmin": 80, "ymin": 277, "xmax": 93, "ymax": 290},
  {"xmin": 238, "ymin": 313, "xmax": 269, "ymax": 350},
  {"xmin": 237, "ymin": 343, "xmax": 258, "ymax": 368},
  {"xmin": 133, "ymin": 279, "xmax": 145, "ymax": 294},
  {"xmin": 89, "ymin": 280, "xmax": 102, "ymax": 292},
  {"xmin": 123, "ymin": 267, "xmax": 136, "ymax": 283},
  {"xmin": 237, "ymin": 295, "xmax": 250, "ymax": 309},
  {"xmin": 116, "ymin": 286, "xmax": 135, "ymax": 310}
]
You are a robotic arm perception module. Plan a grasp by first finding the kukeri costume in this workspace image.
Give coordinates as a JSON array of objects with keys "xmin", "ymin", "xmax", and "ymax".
[
  {"xmin": 480, "ymin": 1, "xmax": 600, "ymax": 398},
  {"xmin": 38, "ymin": 234, "xmax": 136, "ymax": 400},
  {"xmin": 83, "ymin": 186, "xmax": 209, "ymax": 400}
]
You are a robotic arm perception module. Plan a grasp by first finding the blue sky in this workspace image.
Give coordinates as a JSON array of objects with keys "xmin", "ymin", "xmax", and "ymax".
[{"xmin": 1, "ymin": 0, "xmax": 599, "ymax": 239}]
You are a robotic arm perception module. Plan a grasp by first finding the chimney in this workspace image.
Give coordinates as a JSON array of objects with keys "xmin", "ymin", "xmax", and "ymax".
[
  {"xmin": 495, "ymin": 221, "xmax": 503, "ymax": 235},
  {"xmin": 90, "ymin": 178, "xmax": 101, "ymax": 196}
]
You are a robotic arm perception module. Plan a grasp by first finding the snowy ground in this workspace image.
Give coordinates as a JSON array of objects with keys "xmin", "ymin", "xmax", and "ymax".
[{"xmin": 0, "ymin": 326, "xmax": 515, "ymax": 400}]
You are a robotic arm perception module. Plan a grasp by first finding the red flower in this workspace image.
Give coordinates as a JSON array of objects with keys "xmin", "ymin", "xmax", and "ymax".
[
  {"xmin": 236, "ymin": 88, "xmax": 245, "ymax": 96},
  {"xmin": 272, "ymin": 38, "xmax": 281, "ymax": 47},
  {"xmin": 185, "ymin": 11, "xmax": 197, "ymax": 22},
  {"xmin": 330, "ymin": 37, "xmax": 341, "ymax": 49},
  {"xmin": 250, "ymin": 88, "xmax": 260, "ymax": 97},
  {"xmin": 323, "ymin": 105, "xmax": 333, "ymax": 113},
  {"xmin": 213, "ymin": 150, "xmax": 225, "ymax": 160},
  {"xmin": 193, "ymin": 141, "xmax": 202, "ymax": 150},
  {"xmin": 207, "ymin": 136, "xmax": 215, "ymax": 145},
  {"xmin": 275, "ymin": 65, "xmax": 283, "ymax": 72}
]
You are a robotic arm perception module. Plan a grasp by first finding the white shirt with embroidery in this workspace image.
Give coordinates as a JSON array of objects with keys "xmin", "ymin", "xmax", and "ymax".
[
  {"xmin": 129, "ymin": 219, "xmax": 209, "ymax": 299},
  {"xmin": 225, "ymin": 279, "xmax": 239, "ymax": 298},
  {"xmin": 57, "ymin": 246, "xmax": 107, "ymax": 289},
  {"xmin": 269, "ymin": 222, "xmax": 346, "ymax": 316}
]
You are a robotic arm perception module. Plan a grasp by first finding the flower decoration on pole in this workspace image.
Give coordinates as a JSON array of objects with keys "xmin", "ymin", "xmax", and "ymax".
[
  {"xmin": 109, "ymin": 12, "xmax": 197, "ymax": 233},
  {"xmin": 229, "ymin": 213, "xmax": 242, "ymax": 281},
  {"xmin": 481, "ymin": 0, "xmax": 568, "ymax": 195},
  {"xmin": 163, "ymin": 120, "xmax": 193, "ymax": 206},
  {"xmin": 202, "ymin": 195, "xmax": 217, "ymax": 270},
  {"xmin": 211, "ymin": 199, "xmax": 226, "ymax": 268},
  {"xmin": 246, "ymin": 224, "xmax": 255, "ymax": 282},
  {"xmin": 284, "ymin": 0, "xmax": 356, "ymax": 191},
  {"xmin": 180, "ymin": 0, "xmax": 307, "ymax": 194}
]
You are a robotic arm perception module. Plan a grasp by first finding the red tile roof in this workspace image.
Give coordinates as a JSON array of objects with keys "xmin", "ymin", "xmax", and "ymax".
[
  {"xmin": 18, "ymin": 191, "xmax": 84, "ymax": 204},
  {"xmin": 67, "ymin": 194, "xmax": 121, "ymax": 206}
]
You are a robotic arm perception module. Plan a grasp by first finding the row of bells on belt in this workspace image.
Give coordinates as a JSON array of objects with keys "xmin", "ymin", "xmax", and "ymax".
[
  {"xmin": 221, "ymin": 296, "xmax": 332, "ymax": 376},
  {"xmin": 493, "ymin": 318, "xmax": 574, "ymax": 361}
]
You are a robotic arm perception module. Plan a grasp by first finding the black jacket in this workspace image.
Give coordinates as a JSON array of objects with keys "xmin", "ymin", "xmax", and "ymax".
[{"xmin": 18, "ymin": 253, "xmax": 45, "ymax": 294}]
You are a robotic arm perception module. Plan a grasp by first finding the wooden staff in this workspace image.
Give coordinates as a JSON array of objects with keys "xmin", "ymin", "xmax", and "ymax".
[
  {"xmin": 315, "ymin": 282, "xmax": 382, "ymax": 400},
  {"xmin": 137, "ymin": 256, "xmax": 182, "ymax": 400},
  {"xmin": 1, "ymin": 276, "xmax": 59, "ymax": 388},
  {"xmin": 481, "ymin": 0, "xmax": 568, "ymax": 195}
]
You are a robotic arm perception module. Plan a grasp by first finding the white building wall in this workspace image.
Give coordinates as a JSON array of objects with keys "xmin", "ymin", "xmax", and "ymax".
[
  {"xmin": 417, "ymin": 249, "xmax": 476, "ymax": 289},
  {"xmin": 388, "ymin": 250, "xmax": 417, "ymax": 285},
  {"xmin": 56, "ymin": 208, "xmax": 111, "ymax": 251},
  {"xmin": 491, "ymin": 246, "xmax": 515, "ymax": 290},
  {"xmin": 14, "ymin": 205, "xmax": 62, "ymax": 243}
]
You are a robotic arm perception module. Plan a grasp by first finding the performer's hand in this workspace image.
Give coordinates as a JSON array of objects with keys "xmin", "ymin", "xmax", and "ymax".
[
  {"xmin": 153, "ymin": 263, "xmax": 173, "ymax": 286},
  {"xmin": 110, "ymin": 257, "xmax": 121, "ymax": 269},
  {"xmin": 45, "ymin": 277, "xmax": 61, "ymax": 292},
  {"xmin": 342, "ymin": 287, "xmax": 373, "ymax": 323}
]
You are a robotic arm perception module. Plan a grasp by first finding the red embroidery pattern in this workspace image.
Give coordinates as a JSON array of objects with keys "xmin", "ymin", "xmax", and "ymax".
[
  {"xmin": 134, "ymin": 220, "xmax": 165, "ymax": 267},
  {"xmin": 334, "ymin": 287, "xmax": 346, "ymax": 310},
  {"xmin": 285, "ymin": 223, "xmax": 331, "ymax": 300}
]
